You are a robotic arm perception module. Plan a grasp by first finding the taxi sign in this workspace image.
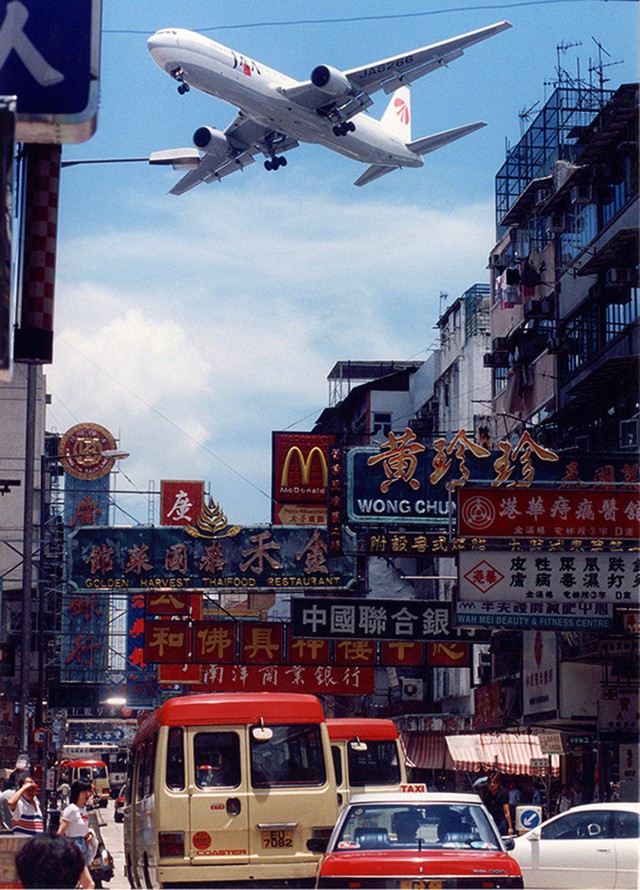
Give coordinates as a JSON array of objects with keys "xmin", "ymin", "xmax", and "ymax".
[{"xmin": 400, "ymin": 783, "xmax": 427, "ymax": 793}]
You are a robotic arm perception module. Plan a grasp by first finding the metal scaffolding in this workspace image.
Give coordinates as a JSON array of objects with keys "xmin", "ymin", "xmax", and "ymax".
[{"xmin": 495, "ymin": 85, "xmax": 613, "ymax": 236}]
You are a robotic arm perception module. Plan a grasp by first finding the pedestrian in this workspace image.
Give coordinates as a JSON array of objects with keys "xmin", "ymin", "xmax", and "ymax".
[
  {"xmin": 57, "ymin": 779, "xmax": 96, "ymax": 890},
  {"xmin": 555, "ymin": 783, "xmax": 574, "ymax": 813},
  {"xmin": 15, "ymin": 833, "xmax": 85, "ymax": 889},
  {"xmin": 7, "ymin": 776, "xmax": 44, "ymax": 834},
  {"xmin": 572, "ymin": 779, "xmax": 584, "ymax": 806},
  {"xmin": 480, "ymin": 772, "xmax": 514, "ymax": 835},
  {"xmin": 508, "ymin": 779, "xmax": 522, "ymax": 826}
]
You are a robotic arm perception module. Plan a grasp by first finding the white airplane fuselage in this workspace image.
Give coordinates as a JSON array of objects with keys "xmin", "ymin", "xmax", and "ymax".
[{"xmin": 147, "ymin": 29, "xmax": 423, "ymax": 169}]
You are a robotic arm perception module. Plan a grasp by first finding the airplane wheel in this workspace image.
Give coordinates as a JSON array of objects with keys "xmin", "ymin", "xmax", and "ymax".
[
  {"xmin": 348, "ymin": 121, "xmax": 356, "ymax": 132},
  {"xmin": 177, "ymin": 84, "xmax": 187, "ymax": 94},
  {"xmin": 279, "ymin": 156, "xmax": 287, "ymax": 167},
  {"xmin": 332, "ymin": 125, "xmax": 342, "ymax": 136},
  {"xmin": 264, "ymin": 160, "xmax": 273, "ymax": 171}
]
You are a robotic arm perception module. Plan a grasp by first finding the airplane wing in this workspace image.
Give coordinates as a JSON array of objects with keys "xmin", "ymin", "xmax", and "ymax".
[
  {"xmin": 344, "ymin": 20, "xmax": 512, "ymax": 95},
  {"xmin": 280, "ymin": 20, "xmax": 511, "ymax": 114},
  {"xmin": 157, "ymin": 114, "xmax": 299, "ymax": 195}
]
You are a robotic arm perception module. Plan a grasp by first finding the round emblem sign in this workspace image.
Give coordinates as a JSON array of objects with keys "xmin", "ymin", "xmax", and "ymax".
[
  {"xmin": 192, "ymin": 831, "xmax": 211, "ymax": 850},
  {"xmin": 58, "ymin": 423, "xmax": 118, "ymax": 480}
]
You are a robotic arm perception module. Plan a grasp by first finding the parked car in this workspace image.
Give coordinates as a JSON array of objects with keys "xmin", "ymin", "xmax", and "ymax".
[
  {"xmin": 113, "ymin": 785, "xmax": 126, "ymax": 823},
  {"xmin": 87, "ymin": 811, "xmax": 115, "ymax": 888},
  {"xmin": 312, "ymin": 790, "xmax": 523, "ymax": 888},
  {"xmin": 510, "ymin": 802, "xmax": 640, "ymax": 889}
]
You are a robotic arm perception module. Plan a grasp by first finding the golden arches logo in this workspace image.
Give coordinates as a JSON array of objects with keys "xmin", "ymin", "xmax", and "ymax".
[{"xmin": 280, "ymin": 446, "xmax": 328, "ymax": 488}]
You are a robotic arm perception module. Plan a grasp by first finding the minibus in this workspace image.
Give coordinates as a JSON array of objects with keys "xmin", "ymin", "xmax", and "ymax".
[
  {"xmin": 123, "ymin": 692, "xmax": 339, "ymax": 888},
  {"xmin": 327, "ymin": 718, "xmax": 408, "ymax": 806},
  {"xmin": 60, "ymin": 759, "xmax": 111, "ymax": 807}
]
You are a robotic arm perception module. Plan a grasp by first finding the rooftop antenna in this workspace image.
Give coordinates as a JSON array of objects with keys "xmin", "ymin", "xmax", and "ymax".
[
  {"xmin": 439, "ymin": 291, "xmax": 449, "ymax": 317},
  {"xmin": 555, "ymin": 39, "xmax": 582, "ymax": 86},
  {"xmin": 518, "ymin": 100, "xmax": 540, "ymax": 136},
  {"xmin": 589, "ymin": 37, "xmax": 623, "ymax": 95}
]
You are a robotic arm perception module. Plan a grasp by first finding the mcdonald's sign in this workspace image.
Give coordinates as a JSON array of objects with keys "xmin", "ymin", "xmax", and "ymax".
[{"xmin": 272, "ymin": 433, "xmax": 334, "ymax": 523}]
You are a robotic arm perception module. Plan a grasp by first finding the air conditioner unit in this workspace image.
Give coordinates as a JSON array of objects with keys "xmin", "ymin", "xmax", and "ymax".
[
  {"xmin": 534, "ymin": 187, "xmax": 552, "ymax": 206},
  {"xmin": 547, "ymin": 336, "xmax": 564, "ymax": 353},
  {"xmin": 605, "ymin": 267, "xmax": 636, "ymax": 287},
  {"xmin": 401, "ymin": 678, "xmax": 424, "ymax": 702},
  {"xmin": 547, "ymin": 212, "xmax": 564, "ymax": 234},
  {"xmin": 574, "ymin": 435, "xmax": 590, "ymax": 453},
  {"xmin": 619, "ymin": 418, "xmax": 639, "ymax": 450},
  {"xmin": 492, "ymin": 336, "xmax": 511, "ymax": 352},
  {"xmin": 488, "ymin": 253, "xmax": 502, "ymax": 269},
  {"xmin": 570, "ymin": 184, "xmax": 593, "ymax": 204},
  {"xmin": 523, "ymin": 299, "xmax": 549, "ymax": 319},
  {"xmin": 484, "ymin": 352, "xmax": 510, "ymax": 368}
]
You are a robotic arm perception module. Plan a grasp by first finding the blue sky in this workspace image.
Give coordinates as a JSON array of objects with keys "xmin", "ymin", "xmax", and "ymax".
[{"xmin": 47, "ymin": 0, "xmax": 639, "ymax": 525}]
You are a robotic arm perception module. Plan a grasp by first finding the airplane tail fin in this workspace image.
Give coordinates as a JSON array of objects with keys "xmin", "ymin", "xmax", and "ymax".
[{"xmin": 380, "ymin": 86, "xmax": 412, "ymax": 142}]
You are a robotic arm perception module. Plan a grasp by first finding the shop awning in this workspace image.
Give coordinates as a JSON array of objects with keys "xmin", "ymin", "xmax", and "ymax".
[
  {"xmin": 445, "ymin": 733, "xmax": 560, "ymax": 777},
  {"xmin": 402, "ymin": 733, "xmax": 454, "ymax": 770}
]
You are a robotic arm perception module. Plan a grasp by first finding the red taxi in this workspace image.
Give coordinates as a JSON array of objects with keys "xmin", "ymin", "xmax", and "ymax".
[{"xmin": 313, "ymin": 790, "xmax": 523, "ymax": 889}]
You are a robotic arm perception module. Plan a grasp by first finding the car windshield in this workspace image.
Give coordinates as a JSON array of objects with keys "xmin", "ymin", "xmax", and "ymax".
[{"xmin": 336, "ymin": 803, "xmax": 502, "ymax": 851}]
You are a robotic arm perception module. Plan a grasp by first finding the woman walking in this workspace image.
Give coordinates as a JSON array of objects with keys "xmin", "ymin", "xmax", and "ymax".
[{"xmin": 57, "ymin": 780, "xmax": 96, "ymax": 889}]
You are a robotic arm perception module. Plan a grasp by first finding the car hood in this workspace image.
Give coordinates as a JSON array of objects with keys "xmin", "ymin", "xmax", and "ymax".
[{"xmin": 320, "ymin": 849, "xmax": 521, "ymax": 878}]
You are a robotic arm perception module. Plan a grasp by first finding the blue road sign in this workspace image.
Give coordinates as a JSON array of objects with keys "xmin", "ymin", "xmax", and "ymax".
[
  {"xmin": 519, "ymin": 808, "xmax": 542, "ymax": 830},
  {"xmin": 0, "ymin": 1, "xmax": 101, "ymax": 142}
]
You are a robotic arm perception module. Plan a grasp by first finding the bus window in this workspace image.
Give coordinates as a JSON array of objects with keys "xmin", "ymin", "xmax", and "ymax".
[
  {"xmin": 142, "ymin": 735, "xmax": 156, "ymax": 798},
  {"xmin": 166, "ymin": 727, "xmax": 184, "ymax": 791},
  {"xmin": 136, "ymin": 742, "xmax": 146, "ymax": 801},
  {"xmin": 251, "ymin": 724, "xmax": 326, "ymax": 787},
  {"xmin": 331, "ymin": 745, "xmax": 343, "ymax": 786},
  {"xmin": 194, "ymin": 732, "xmax": 240, "ymax": 788},
  {"xmin": 348, "ymin": 740, "xmax": 401, "ymax": 786}
]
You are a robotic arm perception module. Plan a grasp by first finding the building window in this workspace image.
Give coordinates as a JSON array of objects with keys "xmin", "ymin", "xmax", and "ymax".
[{"xmin": 372, "ymin": 413, "xmax": 392, "ymax": 439}]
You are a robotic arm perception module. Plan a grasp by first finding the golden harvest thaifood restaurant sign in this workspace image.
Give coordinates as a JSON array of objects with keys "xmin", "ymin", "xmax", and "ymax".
[{"xmin": 68, "ymin": 525, "xmax": 355, "ymax": 591}]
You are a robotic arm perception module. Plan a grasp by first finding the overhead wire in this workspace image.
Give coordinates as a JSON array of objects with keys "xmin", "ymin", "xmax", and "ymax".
[{"xmin": 104, "ymin": 0, "xmax": 635, "ymax": 34}]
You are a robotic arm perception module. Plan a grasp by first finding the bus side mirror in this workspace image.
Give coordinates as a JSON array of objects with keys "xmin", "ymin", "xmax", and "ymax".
[
  {"xmin": 307, "ymin": 837, "xmax": 329, "ymax": 854},
  {"xmin": 252, "ymin": 719, "xmax": 273, "ymax": 742}
]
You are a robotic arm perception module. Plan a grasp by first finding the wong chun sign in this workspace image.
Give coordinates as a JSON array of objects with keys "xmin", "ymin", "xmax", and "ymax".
[
  {"xmin": 347, "ymin": 427, "xmax": 639, "ymax": 527},
  {"xmin": 68, "ymin": 526, "xmax": 355, "ymax": 591}
]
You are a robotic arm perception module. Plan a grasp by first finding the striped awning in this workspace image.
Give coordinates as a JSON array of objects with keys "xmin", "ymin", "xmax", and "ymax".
[
  {"xmin": 402, "ymin": 733, "xmax": 454, "ymax": 770},
  {"xmin": 445, "ymin": 733, "xmax": 560, "ymax": 777}
]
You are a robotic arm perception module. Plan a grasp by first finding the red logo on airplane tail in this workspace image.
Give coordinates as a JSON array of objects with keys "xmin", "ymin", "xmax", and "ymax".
[{"xmin": 394, "ymin": 96, "xmax": 410, "ymax": 125}]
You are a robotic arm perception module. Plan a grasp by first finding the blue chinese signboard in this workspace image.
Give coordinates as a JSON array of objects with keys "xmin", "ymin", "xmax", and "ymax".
[
  {"xmin": 60, "ymin": 589, "xmax": 108, "ymax": 683},
  {"xmin": 0, "ymin": 0, "xmax": 101, "ymax": 142},
  {"xmin": 347, "ymin": 428, "xmax": 639, "ymax": 527},
  {"xmin": 68, "ymin": 526, "xmax": 356, "ymax": 591}
]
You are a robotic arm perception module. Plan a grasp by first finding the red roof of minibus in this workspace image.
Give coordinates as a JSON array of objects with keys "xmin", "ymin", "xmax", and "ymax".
[
  {"xmin": 65, "ymin": 760, "xmax": 107, "ymax": 768},
  {"xmin": 135, "ymin": 693, "xmax": 326, "ymax": 742},
  {"xmin": 326, "ymin": 718, "xmax": 399, "ymax": 741}
]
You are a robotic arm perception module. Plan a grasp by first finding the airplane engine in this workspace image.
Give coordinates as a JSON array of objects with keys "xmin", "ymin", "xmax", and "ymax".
[
  {"xmin": 193, "ymin": 126, "xmax": 230, "ymax": 155},
  {"xmin": 310, "ymin": 65, "xmax": 356, "ymax": 97}
]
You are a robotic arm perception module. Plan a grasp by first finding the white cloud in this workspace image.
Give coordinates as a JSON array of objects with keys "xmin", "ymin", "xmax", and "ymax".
[{"xmin": 51, "ymin": 184, "xmax": 495, "ymax": 523}]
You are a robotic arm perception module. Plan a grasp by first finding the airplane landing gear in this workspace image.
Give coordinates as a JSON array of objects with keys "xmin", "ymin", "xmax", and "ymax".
[
  {"xmin": 264, "ymin": 156, "xmax": 287, "ymax": 171},
  {"xmin": 332, "ymin": 121, "xmax": 356, "ymax": 137},
  {"xmin": 171, "ymin": 67, "xmax": 190, "ymax": 94}
]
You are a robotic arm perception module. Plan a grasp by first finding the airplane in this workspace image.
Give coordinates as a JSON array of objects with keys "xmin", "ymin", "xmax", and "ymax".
[{"xmin": 147, "ymin": 20, "xmax": 512, "ymax": 195}]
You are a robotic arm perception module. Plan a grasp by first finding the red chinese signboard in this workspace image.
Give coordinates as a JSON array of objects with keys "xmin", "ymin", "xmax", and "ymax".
[
  {"xmin": 161, "ymin": 480, "xmax": 205, "ymax": 526},
  {"xmin": 458, "ymin": 487, "xmax": 640, "ymax": 540},
  {"xmin": 240, "ymin": 623, "xmax": 284, "ymax": 665},
  {"xmin": 334, "ymin": 639, "xmax": 376, "ymax": 665},
  {"xmin": 427, "ymin": 642, "xmax": 470, "ymax": 668},
  {"xmin": 192, "ymin": 622, "xmax": 236, "ymax": 664},
  {"xmin": 144, "ymin": 620, "xmax": 189, "ymax": 664},
  {"xmin": 380, "ymin": 641, "xmax": 424, "ymax": 666},
  {"xmin": 159, "ymin": 663, "xmax": 375, "ymax": 695}
]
